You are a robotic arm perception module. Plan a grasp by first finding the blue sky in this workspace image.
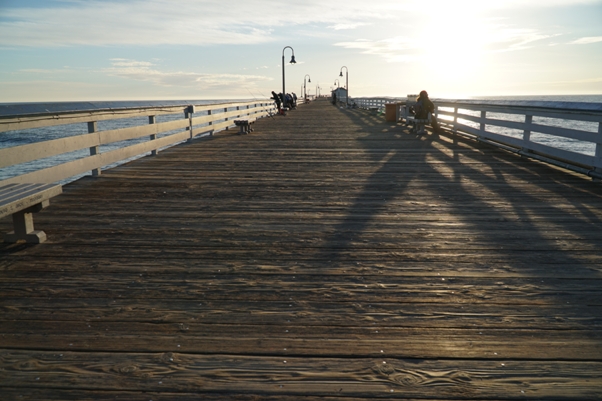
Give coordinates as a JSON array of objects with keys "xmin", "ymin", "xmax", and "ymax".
[{"xmin": 1, "ymin": 0, "xmax": 601, "ymax": 102}]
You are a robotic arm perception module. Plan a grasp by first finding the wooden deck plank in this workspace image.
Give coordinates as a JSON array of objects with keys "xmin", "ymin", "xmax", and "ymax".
[
  {"xmin": 2, "ymin": 299, "xmax": 600, "ymax": 330},
  {"xmin": 1, "ymin": 351, "xmax": 601, "ymax": 398},
  {"xmin": 1, "ymin": 99, "xmax": 602, "ymax": 399},
  {"xmin": 2, "ymin": 321, "xmax": 601, "ymax": 360}
]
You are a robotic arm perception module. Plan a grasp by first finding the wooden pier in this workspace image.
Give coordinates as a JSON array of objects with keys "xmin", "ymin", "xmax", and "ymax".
[{"xmin": 1, "ymin": 99, "xmax": 602, "ymax": 400}]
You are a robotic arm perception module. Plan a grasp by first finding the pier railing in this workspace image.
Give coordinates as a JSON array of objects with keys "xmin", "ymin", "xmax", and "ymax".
[
  {"xmin": 354, "ymin": 96, "xmax": 602, "ymax": 179},
  {"xmin": 0, "ymin": 100, "xmax": 276, "ymax": 186},
  {"xmin": 353, "ymin": 97, "xmax": 401, "ymax": 111}
]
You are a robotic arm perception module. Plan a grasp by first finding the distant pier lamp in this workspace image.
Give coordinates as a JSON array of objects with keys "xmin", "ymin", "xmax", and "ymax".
[
  {"xmin": 304, "ymin": 74, "xmax": 311, "ymax": 101},
  {"xmin": 282, "ymin": 46, "xmax": 296, "ymax": 99},
  {"xmin": 334, "ymin": 79, "xmax": 340, "ymax": 89},
  {"xmin": 340, "ymin": 66, "xmax": 348, "ymax": 107}
]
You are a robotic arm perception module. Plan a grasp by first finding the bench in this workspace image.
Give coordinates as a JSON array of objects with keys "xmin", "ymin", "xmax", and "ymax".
[
  {"xmin": 0, "ymin": 183, "xmax": 63, "ymax": 243},
  {"xmin": 234, "ymin": 118, "xmax": 256, "ymax": 135},
  {"xmin": 406, "ymin": 113, "xmax": 432, "ymax": 134}
]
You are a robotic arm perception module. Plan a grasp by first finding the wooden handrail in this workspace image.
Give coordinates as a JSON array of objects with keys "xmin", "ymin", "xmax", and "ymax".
[
  {"xmin": 354, "ymin": 97, "xmax": 602, "ymax": 176},
  {"xmin": 0, "ymin": 100, "xmax": 276, "ymax": 186}
]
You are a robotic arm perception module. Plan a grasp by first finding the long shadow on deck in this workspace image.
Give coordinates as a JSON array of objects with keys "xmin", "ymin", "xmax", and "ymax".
[{"xmin": 318, "ymin": 104, "xmax": 602, "ymax": 329}]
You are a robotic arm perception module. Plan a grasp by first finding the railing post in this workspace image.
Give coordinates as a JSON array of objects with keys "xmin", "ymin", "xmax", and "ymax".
[
  {"xmin": 224, "ymin": 107, "xmax": 229, "ymax": 130},
  {"xmin": 88, "ymin": 121, "xmax": 101, "ymax": 177},
  {"xmin": 594, "ymin": 121, "xmax": 602, "ymax": 176},
  {"xmin": 149, "ymin": 115, "xmax": 157, "ymax": 156},
  {"xmin": 479, "ymin": 110, "xmax": 486, "ymax": 134},
  {"xmin": 185, "ymin": 105, "xmax": 194, "ymax": 142},
  {"xmin": 453, "ymin": 107, "xmax": 459, "ymax": 133},
  {"xmin": 479, "ymin": 110, "xmax": 487, "ymax": 138},
  {"xmin": 523, "ymin": 114, "xmax": 533, "ymax": 153},
  {"xmin": 208, "ymin": 109, "xmax": 214, "ymax": 136}
]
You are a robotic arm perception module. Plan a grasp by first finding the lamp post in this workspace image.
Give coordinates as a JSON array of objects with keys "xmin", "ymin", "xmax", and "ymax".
[
  {"xmin": 339, "ymin": 66, "xmax": 348, "ymax": 107},
  {"xmin": 334, "ymin": 79, "xmax": 340, "ymax": 89},
  {"xmin": 282, "ymin": 46, "xmax": 296, "ymax": 99},
  {"xmin": 304, "ymin": 74, "xmax": 311, "ymax": 102}
]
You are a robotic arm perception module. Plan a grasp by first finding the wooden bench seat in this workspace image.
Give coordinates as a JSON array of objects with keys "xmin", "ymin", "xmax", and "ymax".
[
  {"xmin": 0, "ymin": 183, "xmax": 63, "ymax": 243},
  {"xmin": 406, "ymin": 113, "xmax": 432, "ymax": 134},
  {"xmin": 233, "ymin": 118, "xmax": 256, "ymax": 135}
]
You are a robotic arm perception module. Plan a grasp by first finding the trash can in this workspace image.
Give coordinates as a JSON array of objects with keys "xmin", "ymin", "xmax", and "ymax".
[{"xmin": 385, "ymin": 103, "xmax": 398, "ymax": 122}]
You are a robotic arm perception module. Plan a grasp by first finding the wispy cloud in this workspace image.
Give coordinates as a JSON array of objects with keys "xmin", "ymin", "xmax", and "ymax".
[
  {"xmin": 0, "ymin": 0, "xmax": 402, "ymax": 47},
  {"xmin": 570, "ymin": 36, "xmax": 602, "ymax": 44},
  {"xmin": 336, "ymin": 24, "xmax": 560, "ymax": 63},
  {"xmin": 489, "ymin": 0, "xmax": 602, "ymax": 7},
  {"xmin": 487, "ymin": 29, "xmax": 562, "ymax": 52},
  {"xmin": 329, "ymin": 23, "xmax": 370, "ymax": 31},
  {"xmin": 19, "ymin": 67, "xmax": 76, "ymax": 74},
  {"xmin": 4, "ymin": 0, "xmax": 597, "ymax": 47},
  {"xmin": 335, "ymin": 37, "xmax": 418, "ymax": 62},
  {"xmin": 103, "ymin": 59, "xmax": 272, "ymax": 89}
]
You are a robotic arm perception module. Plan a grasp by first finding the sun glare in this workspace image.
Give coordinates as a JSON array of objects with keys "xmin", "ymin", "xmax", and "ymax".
[{"xmin": 419, "ymin": 1, "xmax": 487, "ymax": 82}]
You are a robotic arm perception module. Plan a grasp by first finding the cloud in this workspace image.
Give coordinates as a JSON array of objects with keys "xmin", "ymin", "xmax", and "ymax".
[
  {"xmin": 490, "ymin": 0, "xmax": 602, "ymax": 7},
  {"xmin": 329, "ymin": 23, "xmax": 370, "ymax": 31},
  {"xmin": 19, "ymin": 68, "xmax": 75, "ymax": 74},
  {"xmin": 335, "ymin": 37, "xmax": 419, "ymax": 62},
  {"xmin": 335, "ymin": 24, "xmax": 560, "ymax": 63},
  {"xmin": 487, "ymin": 29, "xmax": 562, "ymax": 52},
  {"xmin": 109, "ymin": 60, "xmax": 155, "ymax": 68},
  {"xmin": 0, "ymin": 0, "xmax": 599, "ymax": 48},
  {"xmin": 103, "ymin": 59, "xmax": 273, "ymax": 89},
  {"xmin": 570, "ymin": 36, "xmax": 602, "ymax": 44},
  {"xmin": 0, "ymin": 0, "xmax": 405, "ymax": 47}
]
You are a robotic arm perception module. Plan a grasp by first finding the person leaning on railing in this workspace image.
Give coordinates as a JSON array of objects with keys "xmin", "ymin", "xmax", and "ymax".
[{"xmin": 271, "ymin": 91, "xmax": 282, "ymax": 113}]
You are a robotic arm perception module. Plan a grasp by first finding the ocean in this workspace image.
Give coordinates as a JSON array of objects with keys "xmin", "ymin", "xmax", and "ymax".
[{"xmin": 1, "ymin": 95, "xmax": 601, "ymax": 183}]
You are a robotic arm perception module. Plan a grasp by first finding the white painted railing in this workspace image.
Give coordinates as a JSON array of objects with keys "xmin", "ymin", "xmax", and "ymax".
[
  {"xmin": 354, "ymin": 97, "xmax": 602, "ymax": 179},
  {"xmin": 0, "ymin": 100, "xmax": 276, "ymax": 186},
  {"xmin": 353, "ymin": 97, "xmax": 403, "ymax": 111}
]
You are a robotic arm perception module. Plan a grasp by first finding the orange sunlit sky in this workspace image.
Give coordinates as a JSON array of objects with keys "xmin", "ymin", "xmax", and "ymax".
[{"xmin": 1, "ymin": 0, "xmax": 601, "ymax": 102}]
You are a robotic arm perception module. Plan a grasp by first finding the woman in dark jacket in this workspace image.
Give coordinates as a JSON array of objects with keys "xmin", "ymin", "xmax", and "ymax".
[{"xmin": 415, "ymin": 90, "xmax": 434, "ymax": 119}]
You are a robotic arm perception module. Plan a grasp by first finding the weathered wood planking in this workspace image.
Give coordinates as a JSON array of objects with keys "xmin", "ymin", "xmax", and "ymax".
[
  {"xmin": 1, "ymin": 350, "xmax": 602, "ymax": 398},
  {"xmin": 1, "ymin": 99, "xmax": 602, "ymax": 400},
  {"xmin": 2, "ymin": 320, "xmax": 602, "ymax": 359}
]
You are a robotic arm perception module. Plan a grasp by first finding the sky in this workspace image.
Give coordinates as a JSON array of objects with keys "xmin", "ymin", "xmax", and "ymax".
[{"xmin": 0, "ymin": 0, "xmax": 601, "ymax": 102}]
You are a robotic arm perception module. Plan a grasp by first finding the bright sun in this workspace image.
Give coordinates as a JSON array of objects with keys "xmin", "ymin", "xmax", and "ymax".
[{"xmin": 419, "ymin": 1, "xmax": 488, "ymax": 82}]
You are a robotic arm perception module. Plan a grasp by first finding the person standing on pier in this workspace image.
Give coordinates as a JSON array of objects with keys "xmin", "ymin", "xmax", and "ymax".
[
  {"xmin": 271, "ymin": 91, "xmax": 282, "ymax": 113},
  {"xmin": 292, "ymin": 93, "xmax": 298, "ymax": 108}
]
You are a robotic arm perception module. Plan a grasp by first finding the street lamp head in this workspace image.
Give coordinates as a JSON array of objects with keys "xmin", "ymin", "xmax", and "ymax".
[
  {"xmin": 290, "ymin": 55, "xmax": 296, "ymax": 64},
  {"xmin": 308, "ymin": 78, "xmax": 311, "ymax": 83},
  {"xmin": 339, "ymin": 71, "xmax": 343, "ymax": 77}
]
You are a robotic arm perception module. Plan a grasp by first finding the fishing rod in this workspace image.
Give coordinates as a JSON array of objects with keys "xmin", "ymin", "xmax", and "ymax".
[{"xmin": 245, "ymin": 87, "xmax": 277, "ymax": 119}]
